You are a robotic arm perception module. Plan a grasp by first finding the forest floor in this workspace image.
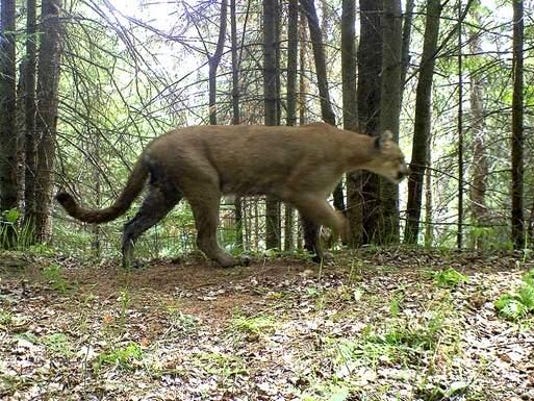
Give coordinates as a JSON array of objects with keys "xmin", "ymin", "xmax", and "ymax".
[{"xmin": 1, "ymin": 248, "xmax": 533, "ymax": 401}]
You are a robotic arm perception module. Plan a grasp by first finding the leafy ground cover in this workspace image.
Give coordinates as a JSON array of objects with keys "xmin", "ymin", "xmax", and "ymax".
[{"xmin": 1, "ymin": 248, "xmax": 533, "ymax": 400}]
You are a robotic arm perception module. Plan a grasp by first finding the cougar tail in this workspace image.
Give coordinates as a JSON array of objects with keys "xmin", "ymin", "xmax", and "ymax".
[{"xmin": 56, "ymin": 157, "xmax": 150, "ymax": 224}]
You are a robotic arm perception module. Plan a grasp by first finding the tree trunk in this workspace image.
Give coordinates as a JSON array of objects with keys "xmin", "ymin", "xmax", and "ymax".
[
  {"xmin": 0, "ymin": 0, "xmax": 19, "ymax": 247},
  {"xmin": 457, "ymin": 1, "xmax": 465, "ymax": 249},
  {"xmin": 23, "ymin": 0, "xmax": 38, "ymax": 237},
  {"xmin": 378, "ymin": 0, "xmax": 403, "ymax": 244},
  {"xmin": 297, "ymin": 8, "xmax": 308, "ymax": 253},
  {"xmin": 34, "ymin": 0, "xmax": 62, "ymax": 242},
  {"xmin": 341, "ymin": 0, "xmax": 360, "ymax": 246},
  {"xmin": 91, "ymin": 131, "xmax": 102, "ymax": 257},
  {"xmin": 299, "ymin": 0, "xmax": 336, "ymax": 126},
  {"xmin": 230, "ymin": 0, "xmax": 243, "ymax": 250},
  {"xmin": 424, "ymin": 153, "xmax": 433, "ymax": 247},
  {"xmin": 404, "ymin": 0, "xmax": 442, "ymax": 245},
  {"xmin": 263, "ymin": 0, "xmax": 281, "ymax": 250},
  {"xmin": 467, "ymin": 9, "xmax": 488, "ymax": 249},
  {"xmin": 341, "ymin": 0, "xmax": 357, "ymax": 132},
  {"xmin": 299, "ymin": 0, "xmax": 343, "ymax": 255},
  {"xmin": 208, "ymin": 0, "xmax": 227, "ymax": 126},
  {"xmin": 353, "ymin": 0, "xmax": 382, "ymax": 245},
  {"xmin": 284, "ymin": 0, "xmax": 299, "ymax": 252},
  {"xmin": 287, "ymin": 0, "xmax": 299, "ymax": 128},
  {"xmin": 511, "ymin": 0, "xmax": 524, "ymax": 249},
  {"xmin": 400, "ymin": 0, "xmax": 415, "ymax": 102},
  {"xmin": 300, "ymin": 0, "xmax": 344, "ymax": 212}
]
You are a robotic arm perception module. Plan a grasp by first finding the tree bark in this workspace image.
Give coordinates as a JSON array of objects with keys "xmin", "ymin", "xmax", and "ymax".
[
  {"xmin": 299, "ymin": 0, "xmax": 336, "ymax": 127},
  {"xmin": 404, "ymin": 0, "xmax": 442, "ymax": 245},
  {"xmin": 34, "ymin": 0, "xmax": 62, "ymax": 242},
  {"xmin": 400, "ymin": 0, "xmax": 415, "ymax": 102},
  {"xmin": 284, "ymin": 0, "xmax": 299, "ymax": 252},
  {"xmin": 378, "ymin": 0, "xmax": 403, "ymax": 244},
  {"xmin": 263, "ymin": 0, "xmax": 281, "ymax": 250},
  {"xmin": 341, "ymin": 0, "xmax": 357, "ymax": 132},
  {"xmin": 208, "ymin": 0, "xmax": 227, "ymax": 126},
  {"xmin": 341, "ymin": 0, "xmax": 360, "ymax": 246},
  {"xmin": 0, "ymin": 0, "xmax": 19, "ymax": 247},
  {"xmin": 511, "ymin": 0, "xmax": 524, "ymax": 249},
  {"xmin": 230, "ymin": 0, "xmax": 243, "ymax": 250},
  {"xmin": 299, "ymin": 0, "xmax": 344, "ymax": 255},
  {"xmin": 467, "ymin": 8, "xmax": 488, "ymax": 249},
  {"xmin": 23, "ymin": 0, "xmax": 38, "ymax": 235},
  {"xmin": 353, "ymin": 0, "xmax": 382, "ymax": 245}
]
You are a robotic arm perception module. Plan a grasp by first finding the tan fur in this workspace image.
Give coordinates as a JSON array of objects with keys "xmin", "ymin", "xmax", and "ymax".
[{"xmin": 56, "ymin": 122, "xmax": 409, "ymax": 267}]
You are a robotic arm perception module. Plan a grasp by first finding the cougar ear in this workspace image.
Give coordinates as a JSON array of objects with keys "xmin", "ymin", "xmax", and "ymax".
[{"xmin": 374, "ymin": 130, "xmax": 394, "ymax": 149}]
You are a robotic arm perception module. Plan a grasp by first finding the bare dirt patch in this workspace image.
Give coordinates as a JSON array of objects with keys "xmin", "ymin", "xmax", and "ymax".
[{"xmin": 1, "ymin": 249, "xmax": 533, "ymax": 400}]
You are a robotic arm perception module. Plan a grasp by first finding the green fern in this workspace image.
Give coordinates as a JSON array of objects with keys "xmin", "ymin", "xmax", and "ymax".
[
  {"xmin": 518, "ymin": 285, "xmax": 534, "ymax": 311},
  {"xmin": 495, "ymin": 271, "xmax": 534, "ymax": 320},
  {"xmin": 495, "ymin": 294, "xmax": 529, "ymax": 320}
]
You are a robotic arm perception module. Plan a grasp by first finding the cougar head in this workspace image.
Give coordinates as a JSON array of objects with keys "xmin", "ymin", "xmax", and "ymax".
[{"xmin": 367, "ymin": 130, "xmax": 410, "ymax": 184}]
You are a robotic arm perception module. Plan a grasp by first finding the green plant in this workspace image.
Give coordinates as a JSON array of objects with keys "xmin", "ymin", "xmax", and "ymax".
[
  {"xmin": 42, "ymin": 264, "xmax": 71, "ymax": 293},
  {"xmin": 43, "ymin": 333, "xmax": 73, "ymax": 357},
  {"xmin": 348, "ymin": 257, "xmax": 363, "ymax": 284},
  {"xmin": 95, "ymin": 342, "xmax": 144, "ymax": 371},
  {"xmin": 358, "ymin": 311, "xmax": 450, "ymax": 367},
  {"xmin": 432, "ymin": 268, "xmax": 468, "ymax": 288},
  {"xmin": 167, "ymin": 309, "xmax": 199, "ymax": 333},
  {"xmin": 195, "ymin": 350, "xmax": 248, "ymax": 381},
  {"xmin": 301, "ymin": 384, "xmax": 351, "ymax": 401},
  {"xmin": 0, "ymin": 208, "xmax": 35, "ymax": 250},
  {"xmin": 230, "ymin": 313, "xmax": 276, "ymax": 336},
  {"xmin": 389, "ymin": 292, "xmax": 404, "ymax": 317},
  {"xmin": 0, "ymin": 309, "xmax": 13, "ymax": 327},
  {"xmin": 495, "ymin": 269, "xmax": 534, "ymax": 320},
  {"xmin": 117, "ymin": 289, "xmax": 131, "ymax": 327},
  {"xmin": 523, "ymin": 269, "xmax": 534, "ymax": 287}
]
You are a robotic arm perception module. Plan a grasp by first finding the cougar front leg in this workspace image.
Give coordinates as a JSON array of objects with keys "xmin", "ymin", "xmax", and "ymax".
[
  {"xmin": 292, "ymin": 195, "xmax": 349, "ymax": 259},
  {"xmin": 301, "ymin": 216, "xmax": 323, "ymax": 263},
  {"xmin": 189, "ymin": 196, "xmax": 238, "ymax": 268}
]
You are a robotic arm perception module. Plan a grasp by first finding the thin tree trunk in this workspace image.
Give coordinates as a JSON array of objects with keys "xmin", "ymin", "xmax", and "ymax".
[
  {"xmin": 34, "ymin": 0, "xmax": 62, "ymax": 242},
  {"xmin": 511, "ymin": 0, "xmax": 524, "ymax": 249},
  {"xmin": 299, "ymin": 0, "xmax": 336, "ymax": 126},
  {"xmin": 0, "ymin": 0, "xmax": 19, "ymax": 247},
  {"xmin": 457, "ymin": 0, "xmax": 465, "ymax": 249},
  {"xmin": 400, "ymin": 0, "xmax": 415, "ymax": 102},
  {"xmin": 284, "ymin": 0, "xmax": 299, "ymax": 252},
  {"xmin": 297, "ymin": 9, "xmax": 308, "ymax": 253},
  {"xmin": 424, "ymin": 152, "xmax": 433, "ymax": 247},
  {"xmin": 467, "ymin": 7, "xmax": 488, "ymax": 249},
  {"xmin": 354, "ymin": 0, "xmax": 382, "ymax": 245},
  {"xmin": 378, "ymin": 0, "xmax": 403, "ymax": 244},
  {"xmin": 341, "ymin": 0, "xmax": 357, "ymax": 132},
  {"xmin": 263, "ymin": 0, "xmax": 281, "ymax": 250},
  {"xmin": 342, "ymin": 0, "xmax": 360, "ymax": 246},
  {"xmin": 91, "ymin": 131, "xmax": 102, "ymax": 257},
  {"xmin": 300, "ymin": 0, "xmax": 343, "ymax": 255},
  {"xmin": 208, "ymin": 0, "xmax": 227, "ymax": 126},
  {"xmin": 300, "ymin": 0, "xmax": 341, "ymax": 214},
  {"xmin": 23, "ymin": 0, "xmax": 38, "ymax": 237},
  {"xmin": 287, "ymin": 0, "xmax": 299, "ymax": 128},
  {"xmin": 404, "ymin": 0, "xmax": 442, "ymax": 245},
  {"xmin": 230, "ymin": 0, "xmax": 243, "ymax": 250}
]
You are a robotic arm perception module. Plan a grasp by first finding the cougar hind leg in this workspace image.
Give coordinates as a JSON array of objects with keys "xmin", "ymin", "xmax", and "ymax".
[{"xmin": 121, "ymin": 182, "xmax": 181, "ymax": 268}]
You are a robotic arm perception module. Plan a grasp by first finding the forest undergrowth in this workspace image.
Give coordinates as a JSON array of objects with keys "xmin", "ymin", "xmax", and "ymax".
[{"xmin": 0, "ymin": 248, "xmax": 533, "ymax": 401}]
